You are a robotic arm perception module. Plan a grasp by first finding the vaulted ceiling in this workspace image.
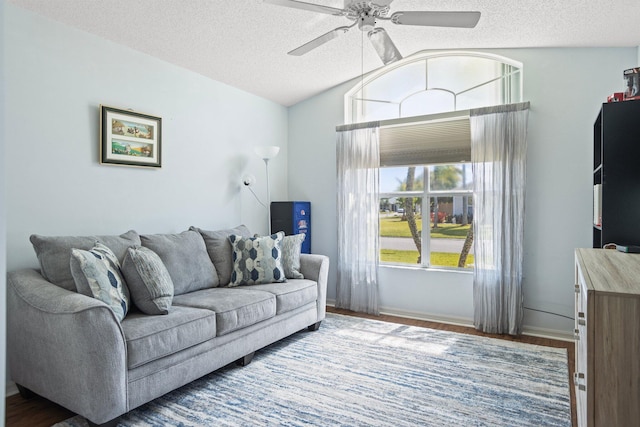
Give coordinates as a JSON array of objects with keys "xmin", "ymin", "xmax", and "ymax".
[{"xmin": 9, "ymin": 0, "xmax": 640, "ymax": 106}]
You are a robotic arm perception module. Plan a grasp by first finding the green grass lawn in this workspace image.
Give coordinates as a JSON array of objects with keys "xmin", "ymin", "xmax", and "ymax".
[
  {"xmin": 380, "ymin": 216, "xmax": 471, "ymax": 239},
  {"xmin": 380, "ymin": 249, "xmax": 474, "ymax": 268}
]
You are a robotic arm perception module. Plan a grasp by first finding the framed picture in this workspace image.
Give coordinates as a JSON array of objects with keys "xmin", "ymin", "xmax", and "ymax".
[{"xmin": 100, "ymin": 105, "xmax": 162, "ymax": 168}]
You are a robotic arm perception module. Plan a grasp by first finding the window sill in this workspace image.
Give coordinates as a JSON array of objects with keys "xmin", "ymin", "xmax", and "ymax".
[{"xmin": 379, "ymin": 263, "xmax": 473, "ymax": 275}]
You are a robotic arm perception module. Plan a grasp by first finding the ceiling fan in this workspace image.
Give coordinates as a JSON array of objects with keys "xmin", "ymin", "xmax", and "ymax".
[{"xmin": 264, "ymin": 0, "xmax": 481, "ymax": 65}]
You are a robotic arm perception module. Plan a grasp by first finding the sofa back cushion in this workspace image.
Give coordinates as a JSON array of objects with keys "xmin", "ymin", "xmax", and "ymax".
[
  {"xmin": 141, "ymin": 230, "xmax": 218, "ymax": 295},
  {"xmin": 190, "ymin": 225, "xmax": 251, "ymax": 286},
  {"xmin": 30, "ymin": 230, "xmax": 140, "ymax": 291}
]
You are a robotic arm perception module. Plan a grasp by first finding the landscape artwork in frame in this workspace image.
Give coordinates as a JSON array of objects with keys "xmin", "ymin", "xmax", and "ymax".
[{"xmin": 100, "ymin": 105, "xmax": 162, "ymax": 168}]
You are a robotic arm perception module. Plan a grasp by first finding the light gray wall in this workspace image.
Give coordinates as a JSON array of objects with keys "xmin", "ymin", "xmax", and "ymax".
[
  {"xmin": 289, "ymin": 47, "xmax": 638, "ymax": 336},
  {"xmin": 1, "ymin": 0, "xmax": 7, "ymax": 418},
  {"xmin": 5, "ymin": 4, "xmax": 288, "ymax": 277},
  {"xmin": 5, "ymin": 3, "xmax": 288, "ymax": 393}
]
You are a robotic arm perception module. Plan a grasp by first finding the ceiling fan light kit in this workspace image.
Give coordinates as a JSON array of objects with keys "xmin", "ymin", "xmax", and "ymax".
[{"xmin": 265, "ymin": 0, "xmax": 481, "ymax": 65}]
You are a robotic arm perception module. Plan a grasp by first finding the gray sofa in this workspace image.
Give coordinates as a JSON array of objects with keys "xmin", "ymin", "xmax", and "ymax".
[{"xmin": 7, "ymin": 226, "xmax": 329, "ymax": 427}]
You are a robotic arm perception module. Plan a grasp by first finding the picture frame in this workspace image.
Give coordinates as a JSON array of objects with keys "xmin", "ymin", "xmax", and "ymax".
[{"xmin": 100, "ymin": 105, "xmax": 162, "ymax": 168}]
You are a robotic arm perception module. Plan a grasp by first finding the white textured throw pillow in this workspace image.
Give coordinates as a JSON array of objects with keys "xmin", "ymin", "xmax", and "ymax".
[
  {"xmin": 281, "ymin": 234, "xmax": 305, "ymax": 279},
  {"xmin": 121, "ymin": 246, "xmax": 174, "ymax": 315}
]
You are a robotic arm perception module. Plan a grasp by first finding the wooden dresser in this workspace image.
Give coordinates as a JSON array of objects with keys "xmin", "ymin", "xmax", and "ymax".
[{"xmin": 574, "ymin": 248, "xmax": 640, "ymax": 427}]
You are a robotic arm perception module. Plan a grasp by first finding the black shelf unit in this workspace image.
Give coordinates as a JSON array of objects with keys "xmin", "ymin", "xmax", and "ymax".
[{"xmin": 593, "ymin": 101, "xmax": 640, "ymax": 248}]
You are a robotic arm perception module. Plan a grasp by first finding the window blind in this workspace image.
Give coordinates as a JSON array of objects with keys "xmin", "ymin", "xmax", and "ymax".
[{"xmin": 379, "ymin": 116, "xmax": 471, "ymax": 167}]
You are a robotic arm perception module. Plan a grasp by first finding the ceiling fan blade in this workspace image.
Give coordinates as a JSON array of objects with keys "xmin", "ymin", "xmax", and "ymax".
[
  {"xmin": 264, "ymin": 0, "xmax": 345, "ymax": 16},
  {"xmin": 288, "ymin": 26, "xmax": 351, "ymax": 56},
  {"xmin": 368, "ymin": 28, "xmax": 402, "ymax": 65},
  {"xmin": 390, "ymin": 11, "xmax": 481, "ymax": 28}
]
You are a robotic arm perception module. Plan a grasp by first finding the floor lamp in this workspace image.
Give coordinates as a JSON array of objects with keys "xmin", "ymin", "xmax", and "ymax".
[{"xmin": 253, "ymin": 146, "xmax": 280, "ymax": 234}]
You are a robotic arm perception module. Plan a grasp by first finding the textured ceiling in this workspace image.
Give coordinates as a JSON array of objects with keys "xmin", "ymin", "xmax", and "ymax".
[{"xmin": 8, "ymin": 0, "xmax": 640, "ymax": 106}]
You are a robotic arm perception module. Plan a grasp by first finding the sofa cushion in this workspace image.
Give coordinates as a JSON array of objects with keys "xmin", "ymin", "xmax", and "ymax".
[
  {"xmin": 190, "ymin": 225, "xmax": 252, "ymax": 286},
  {"xmin": 121, "ymin": 306, "xmax": 217, "ymax": 369},
  {"xmin": 281, "ymin": 234, "xmax": 306, "ymax": 279},
  {"xmin": 70, "ymin": 242, "xmax": 131, "ymax": 321},
  {"xmin": 121, "ymin": 246, "xmax": 174, "ymax": 315},
  {"xmin": 30, "ymin": 230, "xmax": 140, "ymax": 291},
  {"xmin": 229, "ymin": 232, "xmax": 286, "ymax": 287},
  {"xmin": 141, "ymin": 231, "xmax": 218, "ymax": 295},
  {"xmin": 172, "ymin": 288, "xmax": 276, "ymax": 336},
  {"xmin": 235, "ymin": 279, "xmax": 317, "ymax": 315}
]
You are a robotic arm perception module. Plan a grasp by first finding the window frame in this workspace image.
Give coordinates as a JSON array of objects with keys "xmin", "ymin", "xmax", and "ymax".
[
  {"xmin": 345, "ymin": 51, "xmax": 522, "ymax": 272},
  {"xmin": 379, "ymin": 165, "xmax": 473, "ymax": 270},
  {"xmin": 345, "ymin": 51, "xmax": 523, "ymax": 124}
]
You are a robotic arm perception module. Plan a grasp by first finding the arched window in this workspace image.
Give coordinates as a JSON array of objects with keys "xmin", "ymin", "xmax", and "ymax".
[
  {"xmin": 343, "ymin": 52, "xmax": 523, "ymax": 270},
  {"xmin": 345, "ymin": 51, "xmax": 522, "ymax": 123}
]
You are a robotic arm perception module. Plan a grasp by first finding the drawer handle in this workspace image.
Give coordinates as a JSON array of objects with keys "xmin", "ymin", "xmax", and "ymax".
[
  {"xmin": 575, "ymin": 284, "xmax": 580, "ymax": 293},
  {"xmin": 574, "ymin": 328, "xmax": 580, "ymax": 340},
  {"xmin": 578, "ymin": 312, "xmax": 586, "ymax": 326}
]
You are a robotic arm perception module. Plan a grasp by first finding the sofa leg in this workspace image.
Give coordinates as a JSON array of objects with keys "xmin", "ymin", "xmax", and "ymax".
[
  {"xmin": 236, "ymin": 352, "xmax": 255, "ymax": 367},
  {"xmin": 308, "ymin": 321, "xmax": 322, "ymax": 331},
  {"xmin": 16, "ymin": 384, "xmax": 35, "ymax": 399},
  {"xmin": 86, "ymin": 416, "xmax": 120, "ymax": 427}
]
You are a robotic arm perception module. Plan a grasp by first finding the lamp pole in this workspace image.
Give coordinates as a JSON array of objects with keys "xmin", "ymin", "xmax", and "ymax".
[
  {"xmin": 253, "ymin": 146, "xmax": 280, "ymax": 235},
  {"xmin": 263, "ymin": 157, "xmax": 271, "ymax": 234}
]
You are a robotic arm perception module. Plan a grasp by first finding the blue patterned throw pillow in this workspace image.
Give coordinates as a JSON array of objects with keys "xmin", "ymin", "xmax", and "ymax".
[
  {"xmin": 229, "ymin": 232, "xmax": 286, "ymax": 286},
  {"xmin": 70, "ymin": 242, "xmax": 130, "ymax": 321}
]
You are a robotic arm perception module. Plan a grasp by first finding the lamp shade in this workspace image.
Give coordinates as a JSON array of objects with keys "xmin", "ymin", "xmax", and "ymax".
[{"xmin": 254, "ymin": 146, "xmax": 280, "ymax": 160}]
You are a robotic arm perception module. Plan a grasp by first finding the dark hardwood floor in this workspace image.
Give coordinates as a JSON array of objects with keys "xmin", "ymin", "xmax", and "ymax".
[{"xmin": 6, "ymin": 307, "xmax": 576, "ymax": 427}]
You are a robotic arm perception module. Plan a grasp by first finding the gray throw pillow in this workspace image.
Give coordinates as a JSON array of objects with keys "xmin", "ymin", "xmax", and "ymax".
[
  {"xmin": 70, "ymin": 242, "xmax": 130, "ymax": 322},
  {"xmin": 30, "ymin": 230, "xmax": 140, "ymax": 291},
  {"xmin": 121, "ymin": 246, "xmax": 174, "ymax": 315},
  {"xmin": 229, "ymin": 231, "xmax": 286, "ymax": 287},
  {"xmin": 281, "ymin": 234, "xmax": 306, "ymax": 279},
  {"xmin": 141, "ymin": 230, "xmax": 218, "ymax": 295},
  {"xmin": 190, "ymin": 225, "xmax": 252, "ymax": 286}
]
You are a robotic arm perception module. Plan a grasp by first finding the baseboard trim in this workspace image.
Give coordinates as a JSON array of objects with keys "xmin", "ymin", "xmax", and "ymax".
[
  {"xmin": 327, "ymin": 300, "xmax": 574, "ymax": 342},
  {"xmin": 6, "ymin": 381, "xmax": 17, "ymax": 397},
  {"xmin": 521, "ymin": 326, "xmax": 574, "ymax": 342}
]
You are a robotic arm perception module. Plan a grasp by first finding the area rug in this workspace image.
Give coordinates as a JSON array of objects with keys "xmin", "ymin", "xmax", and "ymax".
[{"xmin": 54, "ymin": 313, "xmax": 571, "ymax": 427}]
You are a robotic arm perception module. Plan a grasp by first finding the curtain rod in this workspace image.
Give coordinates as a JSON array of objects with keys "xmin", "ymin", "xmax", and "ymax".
[
  {"xmin": 336, "ymin": 109, "xmax": 470, "ymax": 132},
  {"xmin": 470, "ymin": 101, "xmax": 530, "ymax": 116},
  {"xmin": 336, "ymin": 101, "xmax": 530, "ymax": 132}
]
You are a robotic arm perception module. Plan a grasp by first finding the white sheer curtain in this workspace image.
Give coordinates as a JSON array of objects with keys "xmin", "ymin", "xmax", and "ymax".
[
  {"xmin": 335, "ymin": 123, "xmax": 380, "ymax": 315},
  {"xmin": 470, "ymin": 102, "xmax": 529, "ymax": 335}
]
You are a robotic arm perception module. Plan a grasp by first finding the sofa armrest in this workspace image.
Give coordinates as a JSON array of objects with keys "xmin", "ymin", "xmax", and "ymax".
[
  {"xmin": 299, "ymin": 254, "xmax": 329, "ymax": 322},
  {"xmin": 7, "ymin": 269, "xmax": 128, "ymax": 424}
]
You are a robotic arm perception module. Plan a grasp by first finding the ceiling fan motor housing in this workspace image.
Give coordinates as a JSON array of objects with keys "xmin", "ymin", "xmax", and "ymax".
[
  {"xmin": 345, "ymin": 1, "xmax": 391, "ymax": 18},
  {"xmin": 358, "ymin": 13, "xmax": 376, "ymax": 31},
  {"xmin": 344, "ymin": 1, "xmax": 391, "ymax": 31}
]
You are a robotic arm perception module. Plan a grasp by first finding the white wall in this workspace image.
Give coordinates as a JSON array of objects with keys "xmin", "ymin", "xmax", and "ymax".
[
  {"xmin": 1, "ymin": 0, "xmax": 7, "ymax": 419},
  {"xmin": 288, "ymin": 47, "xmax": 638, "ymax": 336},
  {"xmin": 5, "ymin": 4, "xmax": 288, "ymax": 276},
  {"xmin": 4, "ymin": 4, "xmax": 289, "ymax": 393}
]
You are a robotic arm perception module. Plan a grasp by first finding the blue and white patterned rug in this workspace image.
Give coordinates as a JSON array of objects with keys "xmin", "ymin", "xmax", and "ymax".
[{"xmin": 55, "ymin": 313, "xmax": 571, "ymax": 427}]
